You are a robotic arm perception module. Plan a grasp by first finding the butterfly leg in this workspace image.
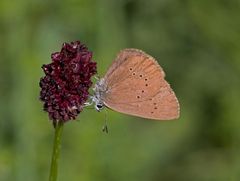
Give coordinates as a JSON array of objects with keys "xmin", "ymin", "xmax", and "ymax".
[
  {"xmin": 94, "ymin": 75, "xmax": 100, "ymax": 80},
  {"xmin": 83, "ymin": 96, "xmax": 94, "ymax": 107}
]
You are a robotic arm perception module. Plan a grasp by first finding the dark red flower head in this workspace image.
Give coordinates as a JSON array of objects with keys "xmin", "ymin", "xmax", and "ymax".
[{"xmin": 39, "ymin": 41, "xmax": 97, "ymax": 124}]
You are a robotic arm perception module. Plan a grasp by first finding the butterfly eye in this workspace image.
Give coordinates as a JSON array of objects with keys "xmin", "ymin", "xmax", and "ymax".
[{"xmin": 97, "ymin": 104, "xmax": 103, "ymax": 109}]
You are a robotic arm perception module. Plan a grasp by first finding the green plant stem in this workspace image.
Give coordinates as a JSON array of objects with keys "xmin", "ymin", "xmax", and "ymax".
[{"xmin": 49, "ymin": 121, "xmax": 64, "ymax": 181}]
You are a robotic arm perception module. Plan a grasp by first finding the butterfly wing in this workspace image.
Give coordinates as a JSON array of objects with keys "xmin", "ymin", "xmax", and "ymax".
[{"xmin": 102, "ymin": 49, "xmax": 179, "ymax": 120}]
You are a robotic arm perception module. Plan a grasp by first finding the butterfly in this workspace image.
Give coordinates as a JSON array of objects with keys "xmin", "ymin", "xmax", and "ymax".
[{"xmin": 89, "ymin": 49, "xmax": 180, "ymax": 121}]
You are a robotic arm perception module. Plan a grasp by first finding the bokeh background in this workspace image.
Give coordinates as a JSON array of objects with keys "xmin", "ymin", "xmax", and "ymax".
[{"xmin": 1, "ymin": 0, "xmax": 240, "ymax": 180}]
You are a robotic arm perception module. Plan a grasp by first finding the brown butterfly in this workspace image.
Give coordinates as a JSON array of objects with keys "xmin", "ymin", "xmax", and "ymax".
[{"xmin": 89, "ymin": 49, "xmax": 180, "ymax": 120}]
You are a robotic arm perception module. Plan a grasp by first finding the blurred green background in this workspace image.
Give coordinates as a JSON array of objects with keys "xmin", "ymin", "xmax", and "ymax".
[{"xmin": 1, "ymin": 0, "xmax": 240, "ymax": 180}]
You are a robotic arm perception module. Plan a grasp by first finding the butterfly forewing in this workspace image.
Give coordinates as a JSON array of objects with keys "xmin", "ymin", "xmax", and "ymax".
[
  {"xmin": 102, "ymin": 49, "xmax": 179, "ymax": 120},
  {"xmin": 104, "ymin": 49, "xmax": 165, "ymax": 86},
  {"xmin": 104, "ymin": 49, "xmax": 165, "ymax": 103}
]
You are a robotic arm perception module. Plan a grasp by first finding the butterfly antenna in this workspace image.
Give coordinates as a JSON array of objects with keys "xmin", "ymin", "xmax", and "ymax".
[{"xmin": 102, "ymin": 109, "xmax": 108, "ymax": 134}]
